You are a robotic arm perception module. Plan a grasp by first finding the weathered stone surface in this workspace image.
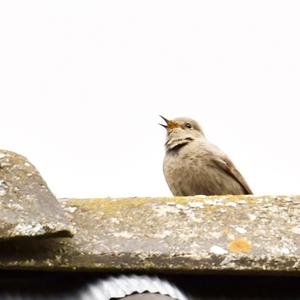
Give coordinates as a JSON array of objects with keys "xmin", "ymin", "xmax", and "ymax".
[
  {"xmin": 0, "ymin": 195, "xmax": 300, "ymax": 273},
  {"xmin": 0, "ymin": 149, "xmax": 73, "ymax": 239}
]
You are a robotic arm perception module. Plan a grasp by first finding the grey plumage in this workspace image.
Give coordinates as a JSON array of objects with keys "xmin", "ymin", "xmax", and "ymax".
[{"xmin": 161, "ymin": 116, "xmax": 252, "ymax": 196}]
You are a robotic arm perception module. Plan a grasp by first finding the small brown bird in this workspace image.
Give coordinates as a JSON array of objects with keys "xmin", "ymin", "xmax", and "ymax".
[{"xmin": 160, "ymin": 116, "xmax": 252, "ymax": 196}]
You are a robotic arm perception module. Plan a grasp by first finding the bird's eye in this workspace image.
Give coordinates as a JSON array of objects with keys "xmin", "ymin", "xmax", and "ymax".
[{"xmin": 185, "ymin": 122, "xmax": 192, "ymax": 129}]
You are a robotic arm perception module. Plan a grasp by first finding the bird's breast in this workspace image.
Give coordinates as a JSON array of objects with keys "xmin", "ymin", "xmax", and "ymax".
[{"xmin": 163, "ymin": 143, "xmax": 206, "ymax": 195}]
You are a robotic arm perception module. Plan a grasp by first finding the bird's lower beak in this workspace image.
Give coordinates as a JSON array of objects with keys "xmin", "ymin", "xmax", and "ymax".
[{"xmin": 159, "ymin": 115, "xmax": 179, "ymax": 129}]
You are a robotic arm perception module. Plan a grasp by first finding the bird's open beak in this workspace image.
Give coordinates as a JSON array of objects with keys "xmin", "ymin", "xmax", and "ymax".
[{"xmin": 159, "ymin": 115, "xmax": 179, "ymax": 129}]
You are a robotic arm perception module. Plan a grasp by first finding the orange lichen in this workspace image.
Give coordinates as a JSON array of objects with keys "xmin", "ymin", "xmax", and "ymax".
[{"xmin": 228, "ymin": 238, "xmax": 252, "ymax": 253}]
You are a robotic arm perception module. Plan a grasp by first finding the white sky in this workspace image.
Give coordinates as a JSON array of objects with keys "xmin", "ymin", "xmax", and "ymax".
[{"xmin": 0, "ymin": 1, "xmax": 299, "ymax": 198}]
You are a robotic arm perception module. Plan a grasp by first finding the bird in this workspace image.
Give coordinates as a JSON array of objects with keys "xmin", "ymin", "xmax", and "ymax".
[{"xmin": 160, "ymin": 116, "xmax": 252, "ymax": 196}]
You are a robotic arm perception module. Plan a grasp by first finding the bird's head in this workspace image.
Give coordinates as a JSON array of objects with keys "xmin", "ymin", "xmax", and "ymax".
[
  {"xmin": 159, "ymin": 116, "xmax": 205, "ymax": 150},
  {"xmin": 159, "ymin": 115, "xmax": 204, "ymax": 136}
]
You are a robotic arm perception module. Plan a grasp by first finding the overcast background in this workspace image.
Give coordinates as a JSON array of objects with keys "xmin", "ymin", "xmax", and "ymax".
[{"xmin": 0, "ymin": 1, "xmax": 299, "ymax": 198}]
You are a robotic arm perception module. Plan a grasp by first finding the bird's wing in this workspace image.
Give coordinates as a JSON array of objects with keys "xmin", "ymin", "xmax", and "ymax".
[{"xmin": 212, "ymin": 155, "xmax": 253, "ymax": 194}]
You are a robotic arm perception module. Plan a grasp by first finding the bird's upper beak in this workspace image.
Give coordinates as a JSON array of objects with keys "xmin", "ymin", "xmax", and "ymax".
[{"xmin": 159, "ymin": 115, "xmax": 180, "ymax": 129}]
